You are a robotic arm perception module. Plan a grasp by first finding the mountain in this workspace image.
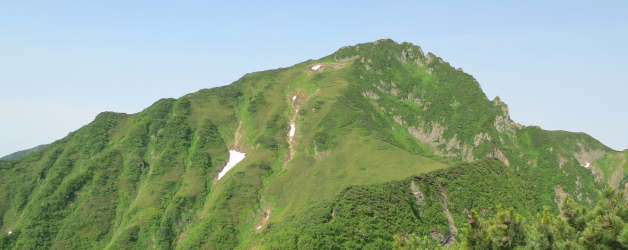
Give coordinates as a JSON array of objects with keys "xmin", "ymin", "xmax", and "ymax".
[
  {"xmin": 0, "ymin": 144, "xmax": 48, "ymax": 161},
  {"xmin": 0, "ymin": 39, "xmax": 625, "ymax": 249}
]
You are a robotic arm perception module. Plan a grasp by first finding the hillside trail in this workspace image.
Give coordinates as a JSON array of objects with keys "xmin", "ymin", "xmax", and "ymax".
[
  {"xmin": 233, "ymin": 121, "xmax": 244, "ymax": 150},
  {"xmin": 254, "ymin": 199, "xmax": 272, "ymax": 232},
  {"xmin": 284, "ymin": 93, "xmax": 302, "ymax": 167}
]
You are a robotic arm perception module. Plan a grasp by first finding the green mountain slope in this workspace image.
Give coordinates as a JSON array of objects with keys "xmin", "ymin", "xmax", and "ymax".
[
  {"xmin": 0, "ymin": 39, "xmax": 624, "ymax": 249},
  {"xmin": 0, "ymin": 144, "xmax": 48, "ymax": 161}
]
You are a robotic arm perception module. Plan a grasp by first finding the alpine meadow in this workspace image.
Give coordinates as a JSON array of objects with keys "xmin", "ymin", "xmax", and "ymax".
[{"xmin": 1, "ymin": 40, "xmax": 627, "ymax": 249}]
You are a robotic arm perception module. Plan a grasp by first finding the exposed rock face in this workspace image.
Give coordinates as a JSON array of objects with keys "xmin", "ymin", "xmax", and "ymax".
[
  {"xmin": 390, "ymin": 87, "xmax": 399, "ymax": 96},
  {"xmin": 393, "ymin": 115, "xmax": 404, "ymax": 125},
  {"xmin": 487, "ymin": 149, "xmax": 510, "ymax": 166},
  {"xmin": 438, "ymin": 185, "xmax": 457, "ymax": 246},
  {"xmin": 445, "ymin": 135, "xmax": 460, "ymax": 151},
  {"xmin": 473, "ymin": 133, "xmax": 491, "ymax": 146},
  {"xmin": 407, "ymin": 122, "xmax": 461, "ymax": 158},
  {"xmin": 407, "ymin": 122, "xmax": 446, "ymax": 147},
  {"xmin": 406, "ymin": 122, "xmax": 477, "ymax": 161},
  {"xmin": 610, "ymin": 166, "xmax": 624, "ymax": 190},
  {"xmin": 554, "ymin": 186, "xmax": 568, "ymax": 218},
  {"xmin": 384, "ymin": 93, "xmax": 526, "ymax": 165},
  {"xmin": 493, "ymin": 97, "xmax": 507, "ymax": 113},
  {"xmin": 559, "ymin": 156, "xmax": 567, "ymax": 169},
  {"xmin": 573, "ymin": 143, "xmax": 605, "ymax": 182},
  {"xmin": 398, "ymin": 45, "xmax": 425, "ymax": 66},
  {"xmin": 492, "ymin": 97, "xmax": 523, "ymax": 135},
  {"xmin": 494, "ymin": 115, "xmax": 513, "ymax": 133},
  {"xmin": 575, "ymin": 176, "xmax": 584, "ymax": 201},
  {"xmin": 362, "ymin": 91, "xmax": 379, "ymax": 100},
  {"xmin": 426, "ymin": 53, "xmax": 435, "ymax": 64},
  {"xmin": 400, "ymin": 49, "xmax": 409, "ymax": 63},
  {"xmin": 410, "ymin": 182, "xmax": 426, "ymax": 206},
  {"xmin": 461, "ymin": 145, "xmax": 474, "ymax": 162},
  {"xmin": 374, "ymin": 80, "xmax": 401, "ymax": 97},
  {"xmin": 383, "ymin": 94, "xmax": 528, "ymax": 166},
  {"xmin": 384, "ymin": 109, "xmax": 478, "ymax": 161},
  {"xmin": 412, "ymin": 96, "xmax": 429, "ymax": 110},
  {"xmin": 364, "ymin": 48, "xmax": 538, "ymax": 166}
]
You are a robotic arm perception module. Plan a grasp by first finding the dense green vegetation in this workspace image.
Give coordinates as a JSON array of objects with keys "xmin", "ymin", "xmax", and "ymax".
[
  {"xmin": 395, "ymin": 187, "xmax": 628, "ymax": 249},
  {"xmin": 255, "ymin": 159, "xmax": 540, "ymax": 249},
  {"xmin": 0, "ymin": 39, "xmax": 624, "ymax": 249},
  {"xmin": 253, "ymin": 157, "xmax": 611, "ymax": 249},
  {"xmin": 0, "ymin": 144, "xmax": 48, "ymax": 161}
]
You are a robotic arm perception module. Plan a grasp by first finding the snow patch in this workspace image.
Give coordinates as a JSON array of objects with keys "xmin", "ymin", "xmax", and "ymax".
[
  {"xmin": 218, "ymin": 150, "xmax": 246, "ymax": 180},
  {"xmin": 311, "ymin": 64, "xmax": 321, "ymax": 71},
  {"xmin": 289, "ymin": 123, "xmax": 296, "ymax": 137},
  {"xmin": 583, "ymin": 162, "xmax": 591, "ymax": 168}
]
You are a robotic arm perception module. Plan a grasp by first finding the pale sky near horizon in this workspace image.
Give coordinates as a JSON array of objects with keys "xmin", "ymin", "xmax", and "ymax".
[{"xmin": 1, "ymin": 1, "xmax": 627, "ymax": 156}]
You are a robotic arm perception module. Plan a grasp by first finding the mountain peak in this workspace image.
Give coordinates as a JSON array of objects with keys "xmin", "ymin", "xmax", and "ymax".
[
  {"xmin": 330, "ymin": 38, "xmax": 426, "ymax": 62},
  {"xmin": 0, "ymin": 39, "xmax": 622, "ymax": 250}
]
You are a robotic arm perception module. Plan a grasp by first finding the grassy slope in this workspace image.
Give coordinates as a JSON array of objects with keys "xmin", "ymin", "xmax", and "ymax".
[
  {"xmin": 266, "ymin": 131, "xmax": 448, "ymax": 221},
  {"xmin": 0, "ymin": 39, "xmax": 624, "ymax": 249}
]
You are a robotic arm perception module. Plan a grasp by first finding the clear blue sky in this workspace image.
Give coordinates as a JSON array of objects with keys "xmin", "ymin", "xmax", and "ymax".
[{"xmin": 1, "ymin": 1, "xmax": 627, "ymax": 156}]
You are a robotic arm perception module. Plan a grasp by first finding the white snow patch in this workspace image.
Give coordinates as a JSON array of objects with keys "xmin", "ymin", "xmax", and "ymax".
[
  {"xmin": 292, "ymin": 95, "xmax": 296, "ymax": 102},
  {"xmin": 584, "ymin": 162, "xmax": 591, "ymax": 168},
  {"xmin": 289, "ymin": 123, "xmax": 296, "ymax": 137},
  {"xmin": 256, "ymin": 225, "xmax": 262, "ymax": 230},
  {"xmin": 218, "ymin": 150, "xmax": 246, "ymax": 180},
  {"xmin": 311, "ymin": 64, "xmax": 321, "ymax": 71}
]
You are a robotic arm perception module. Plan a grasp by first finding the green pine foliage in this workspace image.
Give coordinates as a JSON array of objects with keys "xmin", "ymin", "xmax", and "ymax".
[{"xmin": 393, "ymin": 187, "xmax": 628, "ymax": 249}]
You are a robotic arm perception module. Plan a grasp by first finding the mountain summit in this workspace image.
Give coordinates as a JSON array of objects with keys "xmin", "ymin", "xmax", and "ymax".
[{"xmin": 0, "ymin": 39, "xmax": 625, "ymax": 249}]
